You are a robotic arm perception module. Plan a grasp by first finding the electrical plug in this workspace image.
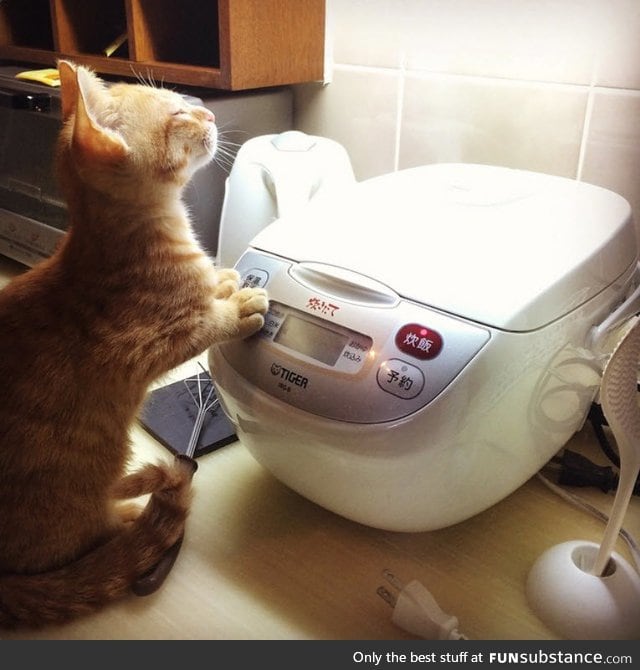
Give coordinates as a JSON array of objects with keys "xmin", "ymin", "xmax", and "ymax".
[
  {"xmin": 376, "ymin": 569, "xmax": 468, "ymax": 640},
  {"xmin": 558, "ymin": 449, "xmax": 619, "ymax": 493}
]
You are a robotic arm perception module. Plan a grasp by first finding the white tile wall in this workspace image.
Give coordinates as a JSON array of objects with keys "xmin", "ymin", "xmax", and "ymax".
[
  {"xmin": 594, "ymin": 0, "xmax": 640, "ymax": 89},
  {"xmin": 399, "ymin": 74, "xmax": 587, "ymax": 177},
  {"xmin": 294, "ymin": 0, "xmax": 640, "ymax": 224},
  {"xmin": 581, "ymin": 89, "xmax": 640, "ymax": 215},
  {"xmin": 294, "ymin": 66, "xmax": 401, "ymax": 179}
]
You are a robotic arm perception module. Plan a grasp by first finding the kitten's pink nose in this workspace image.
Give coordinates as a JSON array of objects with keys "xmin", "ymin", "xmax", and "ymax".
[{"xmin": 203, "ymin": 108, "xmax": 215, "ymax": 123}]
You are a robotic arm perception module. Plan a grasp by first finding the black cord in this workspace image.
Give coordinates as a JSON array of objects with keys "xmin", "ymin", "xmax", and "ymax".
[
  {"xmin": 587, "ymin": 402, "xmax": 620, "ymax": 468},
  {"xmin": 554, "ymin": 447, "xmax": 640, "ymax": 496},
  {"xmin": 588, "ymin": 382, "xmax": 640, "ymax": 468},
  {"xmin": 557, "ymin": 400, "xmax": 640, "ymax": 496}
]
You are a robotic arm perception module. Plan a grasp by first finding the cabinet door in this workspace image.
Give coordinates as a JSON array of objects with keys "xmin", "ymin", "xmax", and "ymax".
[
  {"xmin": 220, "ymin": 0, "xmax": 326, "ymax": 89},
  {"xmin": 0, "ymin": 0, "xmax": 325, "ymax": 90}
]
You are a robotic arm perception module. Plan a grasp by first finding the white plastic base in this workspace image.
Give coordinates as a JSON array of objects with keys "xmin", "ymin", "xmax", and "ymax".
[{"xmin": 526, "ymin": 540, "xmax": 640, "ymax": 639}]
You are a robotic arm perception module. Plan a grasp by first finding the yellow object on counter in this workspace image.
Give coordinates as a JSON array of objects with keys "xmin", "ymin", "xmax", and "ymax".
[{"xmin": 15, "ymin": 68, "xmax": 60, "ymax": 87}]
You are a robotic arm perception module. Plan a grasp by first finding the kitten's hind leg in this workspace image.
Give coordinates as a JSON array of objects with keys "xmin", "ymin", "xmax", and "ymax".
[
  {"xmin": 111, "ymin": 456, "xmax": 197, "ymax": 499},
  {"xmin": 128, "ymin": 456, "xmax": 197, "ymax": 596},
  {"xmin": 110, "ymin": 457, "xmax": 196, "ymax": 596}
]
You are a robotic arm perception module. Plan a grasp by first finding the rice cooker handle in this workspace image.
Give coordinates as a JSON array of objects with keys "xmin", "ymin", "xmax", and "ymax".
[{"xmin": 587, "ymin": 264, "xmax": 640, "ymax": 351}]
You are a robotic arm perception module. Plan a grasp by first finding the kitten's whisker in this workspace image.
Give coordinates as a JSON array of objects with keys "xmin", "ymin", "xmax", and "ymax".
[
  {"xmin": 218, "ymin": 142, "xmax": 242, "ymax": 153},
  {"xmin": 213, "ymin": 156, "xmax": 235, "ymax": 174},
  {"xmin": 215, "ymin": 145, "xmax": 238, "ymax": 160},
  {"xmin": 212, "ymin": 140, "xmax": 240, "ymax": 173},
  {"xmin": 217, "ymin": 139, "xmax": 242, "ymax": 151},
  {"xmin": 215, "ymin": 121, "xmax": 246, "ymax": 134}
]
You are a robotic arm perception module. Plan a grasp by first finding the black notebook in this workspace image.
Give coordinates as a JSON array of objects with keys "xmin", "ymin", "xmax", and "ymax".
[{"xmin": 139, "ymin": 370, "xmax": 236, "ymax": 459}]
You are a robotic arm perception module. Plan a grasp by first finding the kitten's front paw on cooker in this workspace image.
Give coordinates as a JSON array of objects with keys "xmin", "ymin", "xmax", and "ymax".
[
  {"xmin": 214, "ymin": 268, "xmax": 241, "ymax": 299},
  {"xmin": 232, "ymin": 287, "xmax": 269, "ymax": 339}
]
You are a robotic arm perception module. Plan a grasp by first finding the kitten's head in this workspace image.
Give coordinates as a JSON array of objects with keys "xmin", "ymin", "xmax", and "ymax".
[{"xmin": 56, "ymin": 60, "xmax": 217, "ymax": 199}]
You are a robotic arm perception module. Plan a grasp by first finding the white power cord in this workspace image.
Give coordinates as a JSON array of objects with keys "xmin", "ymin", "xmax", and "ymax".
[
  {"xmin": 376, "ymin": 569, "xmax": 469, "ymax": 639},
  {"xmin": 377, "ymin": 476, "xmax": 640, "ymax": 640},
  {"xmin": 536, "ymin": 472, "xmax": 640, "ymax": 572}
]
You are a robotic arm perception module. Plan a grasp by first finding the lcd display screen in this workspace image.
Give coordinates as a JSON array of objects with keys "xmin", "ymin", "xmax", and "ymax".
[{"xmin": 274, "ymin": 313, "xmax": 349, "ymax": 366}]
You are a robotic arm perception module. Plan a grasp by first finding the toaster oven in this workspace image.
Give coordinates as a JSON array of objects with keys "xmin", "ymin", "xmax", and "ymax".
[{"xmin": 0, "ymin": 67, "xmax": 66, "ymax": 265}]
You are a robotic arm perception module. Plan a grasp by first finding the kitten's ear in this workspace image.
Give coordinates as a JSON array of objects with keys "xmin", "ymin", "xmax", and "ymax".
[
  {"xmin": 66, "ymin": 65, "xmax": 129, "ymax": 166},
  {"xmin": 58, "ymin": 60, "xmax": 79, "ymax": 121}
]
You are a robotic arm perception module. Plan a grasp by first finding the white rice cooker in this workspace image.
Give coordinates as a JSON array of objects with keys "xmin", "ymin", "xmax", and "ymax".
[{"xmin": 209, "ymin": 162, "xmax": 640, "ymax": 532}]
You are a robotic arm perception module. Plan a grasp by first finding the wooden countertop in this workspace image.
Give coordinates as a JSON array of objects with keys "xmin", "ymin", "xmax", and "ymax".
[{"xmin": 1, "ymin": 253, "xmax": 638, "ymax": 640}]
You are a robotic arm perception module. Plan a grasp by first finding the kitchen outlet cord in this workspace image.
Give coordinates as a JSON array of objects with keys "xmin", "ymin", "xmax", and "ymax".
[
  {"xmin": 588, "ymin": 401, "xmax": 622, "ymax": 468},
  {"xmin": 550, "ymin": 448, "xmax": 640, "ymax": 496},
  {"xmin": 377, "ymin": 376, "xmax": 640, "ymax": 638},
  {"xmin": 377, "ymin": 476, "xmax": 640, "ymax": 639},
  {"xmin": 376, "ymin": 569, "xmax": 469, "ymax": 640},
  {"xmin": 543, "ymin": 400, "xmax": 640, "ymax": 495},
  {"xmin": 378, "ymin": 479, "xmax": 640, "ymax": 640},
  {"xmin": 536, "ymin": 472, "xmax": 640, "ymax": 573}
]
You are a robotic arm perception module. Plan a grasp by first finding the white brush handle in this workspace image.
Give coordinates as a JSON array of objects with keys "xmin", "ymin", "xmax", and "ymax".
[
  {"xmin": 593, "ymin": 451, "xmax": 640, "ymax": 575},
  {"xmin": 595, "ymin": 315, "xmax": 640, "ymax": 576}
]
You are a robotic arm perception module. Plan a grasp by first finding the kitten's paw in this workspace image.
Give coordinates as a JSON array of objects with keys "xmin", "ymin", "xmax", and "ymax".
[
  {"xmin": 231, "ymin": 287, "xmax": 269, "ymax": 339},
  {"xmin": 214, "ymin": 268, "xmax": 240, "ymax": 299},
  {"xmin": 116, "ymin": 501, "xmax": 144, "ymax": 524},
  {"xmin": 216, "ymin": 268, "xmax": 240, "ymax": 283}
]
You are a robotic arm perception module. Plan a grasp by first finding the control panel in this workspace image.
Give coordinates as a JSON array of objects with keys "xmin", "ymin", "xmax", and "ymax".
[{"xmin": 216, "ymin": 250, "xmax": 491, "ymax": 423}]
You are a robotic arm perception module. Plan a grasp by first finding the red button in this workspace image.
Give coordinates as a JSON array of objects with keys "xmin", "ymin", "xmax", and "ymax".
[{"xmin": 395, "ymin": 323, "xmax": 443, "ymax": 360}]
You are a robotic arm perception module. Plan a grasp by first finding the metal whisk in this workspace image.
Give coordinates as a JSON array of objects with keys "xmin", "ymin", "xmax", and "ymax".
[{"xmin": 183, "ymin": 363, "xmax": 219, "ymax": 459}]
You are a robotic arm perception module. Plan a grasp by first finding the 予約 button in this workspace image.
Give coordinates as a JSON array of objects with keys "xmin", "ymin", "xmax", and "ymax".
[{"xmin": 376, "ymin": 359, "xmax": 424, "ymax": 399}]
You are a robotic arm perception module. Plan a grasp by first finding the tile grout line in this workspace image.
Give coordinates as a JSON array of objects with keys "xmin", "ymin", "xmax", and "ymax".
[
  {"xmin": 576, "ymin": 66, "xmax": 597, "ymax": 183},
  {"xmin": 393, "ymin": 52, "xmax": 407, "ymax": 172}
]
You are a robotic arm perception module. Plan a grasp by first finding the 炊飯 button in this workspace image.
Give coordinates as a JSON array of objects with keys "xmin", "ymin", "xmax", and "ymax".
[{"xmin": 395, "ymin": 323, "xmax": 443, "ymax": 360}]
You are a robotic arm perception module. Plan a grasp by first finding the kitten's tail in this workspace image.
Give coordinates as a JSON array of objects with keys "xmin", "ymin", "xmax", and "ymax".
[{"xmin": 0, "ymin": 456, "xmax": 195, "ymax": 629}]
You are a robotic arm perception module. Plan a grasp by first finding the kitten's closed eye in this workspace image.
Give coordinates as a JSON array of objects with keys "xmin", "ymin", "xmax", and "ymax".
[{"xmin": 171, "ymin": 107, "xmax": 215, "ymax": 124}]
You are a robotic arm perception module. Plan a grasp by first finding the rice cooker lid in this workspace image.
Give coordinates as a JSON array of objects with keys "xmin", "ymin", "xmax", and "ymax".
[{"xmin": 249, "ymin": 163, "xmax": 636, "ymax": 331}]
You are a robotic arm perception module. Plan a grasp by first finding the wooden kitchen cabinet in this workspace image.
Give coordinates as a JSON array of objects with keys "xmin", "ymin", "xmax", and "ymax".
[{"xmin": 0, "ymin": 0, "xmax": 325, "ymax": 90}]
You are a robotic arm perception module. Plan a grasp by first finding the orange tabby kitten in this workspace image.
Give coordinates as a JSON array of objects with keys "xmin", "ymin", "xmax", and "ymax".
[{"xmin": 0, "ymin": 61, "xmax": 268, "ymax": 628}]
